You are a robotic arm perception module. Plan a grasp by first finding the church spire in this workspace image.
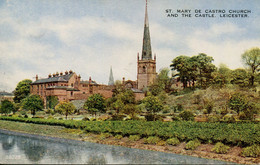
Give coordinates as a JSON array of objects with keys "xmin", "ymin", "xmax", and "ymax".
[
  {"xmin": 108, "ymin": 66, "xmax": 114, "ymax": 85},
  {"xmin": 141, "ymin": 0, "xmax": 152, "ymax": 60}
]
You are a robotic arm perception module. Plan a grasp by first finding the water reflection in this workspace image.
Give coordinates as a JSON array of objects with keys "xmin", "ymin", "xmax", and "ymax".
[
  {"xmin": 0, "ymin": 136, "xmax": 15, "ymax": 151},
  {"xmin": 0, "ymin": 130, "xmax": 233, "ymax": 164}
]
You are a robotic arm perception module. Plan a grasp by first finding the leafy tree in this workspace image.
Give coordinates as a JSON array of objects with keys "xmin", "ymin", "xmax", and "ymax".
[
  {"xmin": 241, "ymin": 47, "xmax": 260, "ymax": 86},
  {"xmin": 178, "ymin": 110, "xmax": 195, "ymax": 121},
  {"xmin": 46, "ymin": 96, "xmax": 59, "ymax": 109},
  {"xmin": 192, "ymin": 53, "xmax": 216, "ymax": 88},
  {"xmin": 55, "ymin": 101, "xmax": 76, "ymax": 119},
  {"xmin": 149, "ymin": 68, "xmax": 171, "ymax": 95},
  {"xmin": 170, "ymin": 55, "xmax": 191, "ymax": 88},
  {"xmin": 0, "ymin": 100, "xmax": 14, "ymax": 115},
  {"xmin": 84, "ymin": 94, "xmax": 105, "ymax": 117},
  {"xmin": 212, "ymin": 64, "xmax": 232, "ymax": 87},
  {"xmin": 22, "ymin": 94, "xmax": 44, "ymax": 116},
  {"xmin": 228, "ymin": 93, "xmax": 248, "ymax": 114},
  {"xmin": 123, "ymin": 104, "xmax": 139, "ymax": 118},
  {"xmin": 230, "ymin": 68, "xmax": 249, "ymax": 87},
  {"xmin": 13, "ymin": 79, "xmax": 32, "ymax": 103},
  {"xmin": 143, "ymin": 95, "xmax": 163, "ymax": 116}
]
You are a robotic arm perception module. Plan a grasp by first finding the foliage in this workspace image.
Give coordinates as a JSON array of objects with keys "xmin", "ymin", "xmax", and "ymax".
[
  {"xmin": 241, "ymin": 144, "xmax": 260, "ymax": 158},
  {"xmin": 170, "ymin": 54, "xmax": 216, "ymax": 89},
  {"xmin": 228, "ymin": 93, "xmax": 248, "ymax": 113},
  {"xmin": 46, "ymin": 96, "xmax": 59, "ymax": 109},
  {"xmin": 144, "ymin": 136, "xmax": 161, "ymax": 144},
  {"xmin": 143, "ymin": 95, "xmax": 163, "ymax": 116},
  {"xmin": 123, "ymin": 104, "xmax": 139, "ymax": 118},
  {"xmin": 0, "ymin": 100, "xmax": 15, "ymax": 115},
  {"xmin": 0, "ymin": 116, "xmax": 259, "ymax": 147},
  {"xmin": 166, "ymin": 138, "xmax": 180, "ymax": 146},
  {"xmin": 115, "ymin": 134, "xmax": 123, "ymax": 140},
  {"xmin": 230, "ymin": 69, "xmax": 249, "ymax": 87},
  {"xmin": 13, "ymin": 79, "xmax": 32, "ymax": 103},
  {"xmin": 22, "ymin": 94, "xmax": 44, "ymax": 116},
  {"xmin": 178, "ymin": 110, "xmax": 195, "ymax": 121},
  {"xmin": 129, "ymin": 135, "xmax": 140, "ymax": 141},
  {"xmin": 212, "ymin": 142, "xmax": 230, "ymax": 154},
  {"xmin": 84, "ymin": 94, "xmax": 105, "ymax": 117},
  {"xmin": 222, "ymin": 114, "xmax": 236, "ymax": 123},
  {"xmin": 99, "ymin": 133, "xmax": 112, "ymax": 140},
  {"xmin": 185, "ymin": 139, "xmax": 201, "ymax": 150},
  {"xmin": 55, "ymin": 101, "xmax": 76, "ymax": 119},
  {"xmin": 207, "ymin": 115, "xmax": 221, "ymax": 123},
  {"xmin": 241, "ymin": 47, "xmax": 260, "ymax": 86},
  {"xmin": 149, "ymin": 68, "xmax": 171, "ymax": 95}
]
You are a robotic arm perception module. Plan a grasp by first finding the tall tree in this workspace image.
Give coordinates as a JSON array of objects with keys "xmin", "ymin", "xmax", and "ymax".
[
  {"xmin": 84, "ymin": 94, "xmax": 105, "ymax": 117},
  {"xmin": 14, "ymin": 79, "xmax": 32, "ymax": 103},
  {"xmin": 230, "ymin": 68, "xmax": 249, "ymax": 87},
  {"xmin": 22, "ymin": 94, "xmax": 44, "ymax": 116},
  {"xmin": 0, "ymin": 100, "xmax": 14, "ymax": 115},
  {"xmin": 170, "ymin": 55, "xmax": 191, "ymax": 88},
  {"xmin": 192, "ymin": 53, "xmax": 216, "ymax": 88},
  {"xmin": 241, "ymin": 47, "xmax": 260, "ymax": 86},
  {"xmin": 143, "ymin": 95, "xmax": 163, "ymax": 117},
  {"xmin": 55, "ymin": 101, "xmax": 76, "ymax": 119}
]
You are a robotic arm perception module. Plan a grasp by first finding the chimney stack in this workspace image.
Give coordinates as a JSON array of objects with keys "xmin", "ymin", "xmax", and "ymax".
[
  {"xmin": 36, "ymin": 75, "xmax": 38, "ymax": 80},
  {"xmin": 69, "ymin": 70, "xmax": 73, "ymax": 74},
  {"xmin": 89, "ymin": 76, "xmax": 92, "ymax": 84},
  {"xmin": 60, "ymin": 72, "xmax": 63, "ymax": 76},
  {"xmin": 53, "ymin": 73, "xmax": 56, "ymax": 77},
  {"xmin": 65, "ymin": 71, "xmax": 68, "ymax": 75},
  {"xmin": 48, "ymin": 73, "xmax": 51, "ymax": 78}
]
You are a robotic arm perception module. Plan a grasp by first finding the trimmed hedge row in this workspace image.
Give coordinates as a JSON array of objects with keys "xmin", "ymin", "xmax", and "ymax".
[{"xmin": 0, "ymin": 116, "xmax": 259, "ymax": 147}]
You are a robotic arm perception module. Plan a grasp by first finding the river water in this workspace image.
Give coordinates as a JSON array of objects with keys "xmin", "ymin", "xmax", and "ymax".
[{"xmin": 0, "ymin": 130, "xmax": 233, "ymax": 164}]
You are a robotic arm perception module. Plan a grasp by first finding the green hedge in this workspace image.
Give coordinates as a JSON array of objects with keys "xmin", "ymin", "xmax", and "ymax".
[{"xmin": 0, "ymin": 116, "xmax": 259, "ymax": 147}]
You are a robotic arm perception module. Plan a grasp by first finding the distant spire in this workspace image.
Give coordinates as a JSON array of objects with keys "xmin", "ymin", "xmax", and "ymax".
[
  {"xmin": 108, "ymin": 66, "xmax": 114, "ymax": 85},
  {"xmin": 141, "ymin": 0, "xmax": 152, "ymax": 60}
]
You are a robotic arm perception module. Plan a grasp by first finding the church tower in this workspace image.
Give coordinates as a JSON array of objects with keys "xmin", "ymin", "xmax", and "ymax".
[{"xmin": 137, "ymin": 0, "xmax": 156, "ymax": 90}]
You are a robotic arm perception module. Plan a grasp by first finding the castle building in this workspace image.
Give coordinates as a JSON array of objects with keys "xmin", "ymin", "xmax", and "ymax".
[
  {"xmin": 137, "ymin": 0, "xmax": 157, "ymax": 90},
  {"xmin": 30, "ymin": 70, "xmax": 113, "ymax": 106}
]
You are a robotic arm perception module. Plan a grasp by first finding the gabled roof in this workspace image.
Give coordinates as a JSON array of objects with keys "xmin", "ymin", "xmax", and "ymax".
[
  {"xmin": 0, "ymin": 91, "xmax": 14, "ymax": 96},
  {"xmin": 31, "ymin": 73, "xmax": 74, "ymax": 84}
]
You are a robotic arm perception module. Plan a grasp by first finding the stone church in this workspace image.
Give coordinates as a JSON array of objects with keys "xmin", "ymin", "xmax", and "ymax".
[{"xmin": 30, "ymin": 1, "xmax": 156, "ymax": 105}]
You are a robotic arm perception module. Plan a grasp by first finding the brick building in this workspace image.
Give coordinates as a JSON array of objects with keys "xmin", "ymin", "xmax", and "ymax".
[{"xmin": 30, "ymin": 70, "xmax": 113, "ymax": 105}]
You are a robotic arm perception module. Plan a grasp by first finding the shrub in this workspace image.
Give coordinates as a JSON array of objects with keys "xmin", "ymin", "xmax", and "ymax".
[
  {"xmin": 129, "ymin": 135, "xmax": 140, "ymax": 141},
  {"xmin": 144, "ymin": 136, "xmax": 161, "ymax": 144},
  {"xmin": 58, "ymin": 117, "xmax": 63, "ymax": 120},
  {"xmin": 47, "ymin": 116, "xmax": 54, "ymax": 120},
  {"xmin": 24, "ymin": 114, "xmax": 28, "ymax": 118},
  {"xmin": 115, "ymin": 134, "xmax": 123, "ymax": 140},
  {"xmin": 111, "ymin": 114, "xmax": 126, "ymax": 121},
  {"xmin": 185, "ymin": 139, "xmax": 201, "ymax": 150},
  {"xmin": 157, "ymin": 140, "xmax": 166, "ymax": 146},
  {"xmin": 222, "ymin": 114, "xmax": 236, "ymax": 123},
  {"xmin": 99, "ymin": 133, "xmax": 112, "ymax": 140},
  {"xmin": 145, "ymin": 114, "xmax": 163, "ymax": 121},
  {"xmin": 212, "ymin": 142, "xmax": 230, "ymax": 154},
  {"xmin": 178, "ymin": 110, "xmax": 195, "ymax": 121},
  {"xmin": 166, "ymin": 138, "xmax": 180, "ymax": 146},
  {"xmin": 207, "ymin": 115, "xmax": 220, "ymax": 122},
  {"xmin": 82, "ymin": 117, "xmax": 90, "ymax": 121},
  {"xmin": 241, "ymin": 144, "xmax": 260, "ymax": 158}
]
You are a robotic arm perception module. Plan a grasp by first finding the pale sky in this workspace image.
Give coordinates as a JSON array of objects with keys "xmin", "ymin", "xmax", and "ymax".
[{"xmin": 0, "ymin": 0, "xmax": 259, "ymax": 92}]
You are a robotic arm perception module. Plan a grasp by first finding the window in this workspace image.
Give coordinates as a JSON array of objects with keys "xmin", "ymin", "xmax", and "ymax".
[
  {"xmin": 71, "ymin": 83, "xmax": 73, "ymax": 87},
  {"xmin": 71, "ymin": 91, "xmax": 73, "ymax": 96},
  {"xmin": 143, "ymin": 66, "xmax": 146, "ymax": 73}
]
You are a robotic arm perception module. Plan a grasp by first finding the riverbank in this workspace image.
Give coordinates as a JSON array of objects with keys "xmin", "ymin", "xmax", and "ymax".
[{"xmin": 0, "ymin": 120, "xmax": 259, "ymax": 164}]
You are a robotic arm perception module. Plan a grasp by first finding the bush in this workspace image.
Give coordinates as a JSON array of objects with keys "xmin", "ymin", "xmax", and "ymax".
[
  {"xmin": 47, "ymin": 116, "xmax": 54, "ymax": 120},
  {"xmin": 241, "ymin": 144, "xmax": 260, "ymax": 158},
  {"xmin": 208, "ymin": 115, "xmax": 220, "ymax": 122},
  {"xmin": 157, "ymin": 140, "xmax": 166, "ymax": 146},
  {"xmin": 185, "ymin": 139, "xmax": 201, "ymax": 150},
  {"xmin": 111, "ymin": 114, "xmax": 126, "ymax": 121},
  {"xmin": 144, "ymin": 136, "xmax": 161, "ymax": 144},
  {"xmin": 99, "ymin": 133, "xmax": 112, "ymax": 140},
  {"xmin": 179, "ymin": 110, "xmax": 195, "ymax": 121},
  {"xmin": 222, "ymin": 114, "xmax": 236, "ymax": 123},
  {"xmin": 115, "ymin": 134, "xmax": 123, "ymax": 140},
  {"xmin": 24, "ymin": 114, "xmax": 28, "ymax": 118},
  {"xmin": 212, "ymin": 142, "xmax": 230, "ymax": 154},
  {"xmin": 166, "ymin": 138, "xmax": 180, "ymax": 146},
  {"xmin": 129, "ymin": 135, "xmax": 140, "ymax": 141},
  {"xmin": 145, "ymin": 114, "xmax": 163, "ymax": 121},
  {"xmin": 82, "ymin": 117, "xmax": 90, "ymax": 121}
]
